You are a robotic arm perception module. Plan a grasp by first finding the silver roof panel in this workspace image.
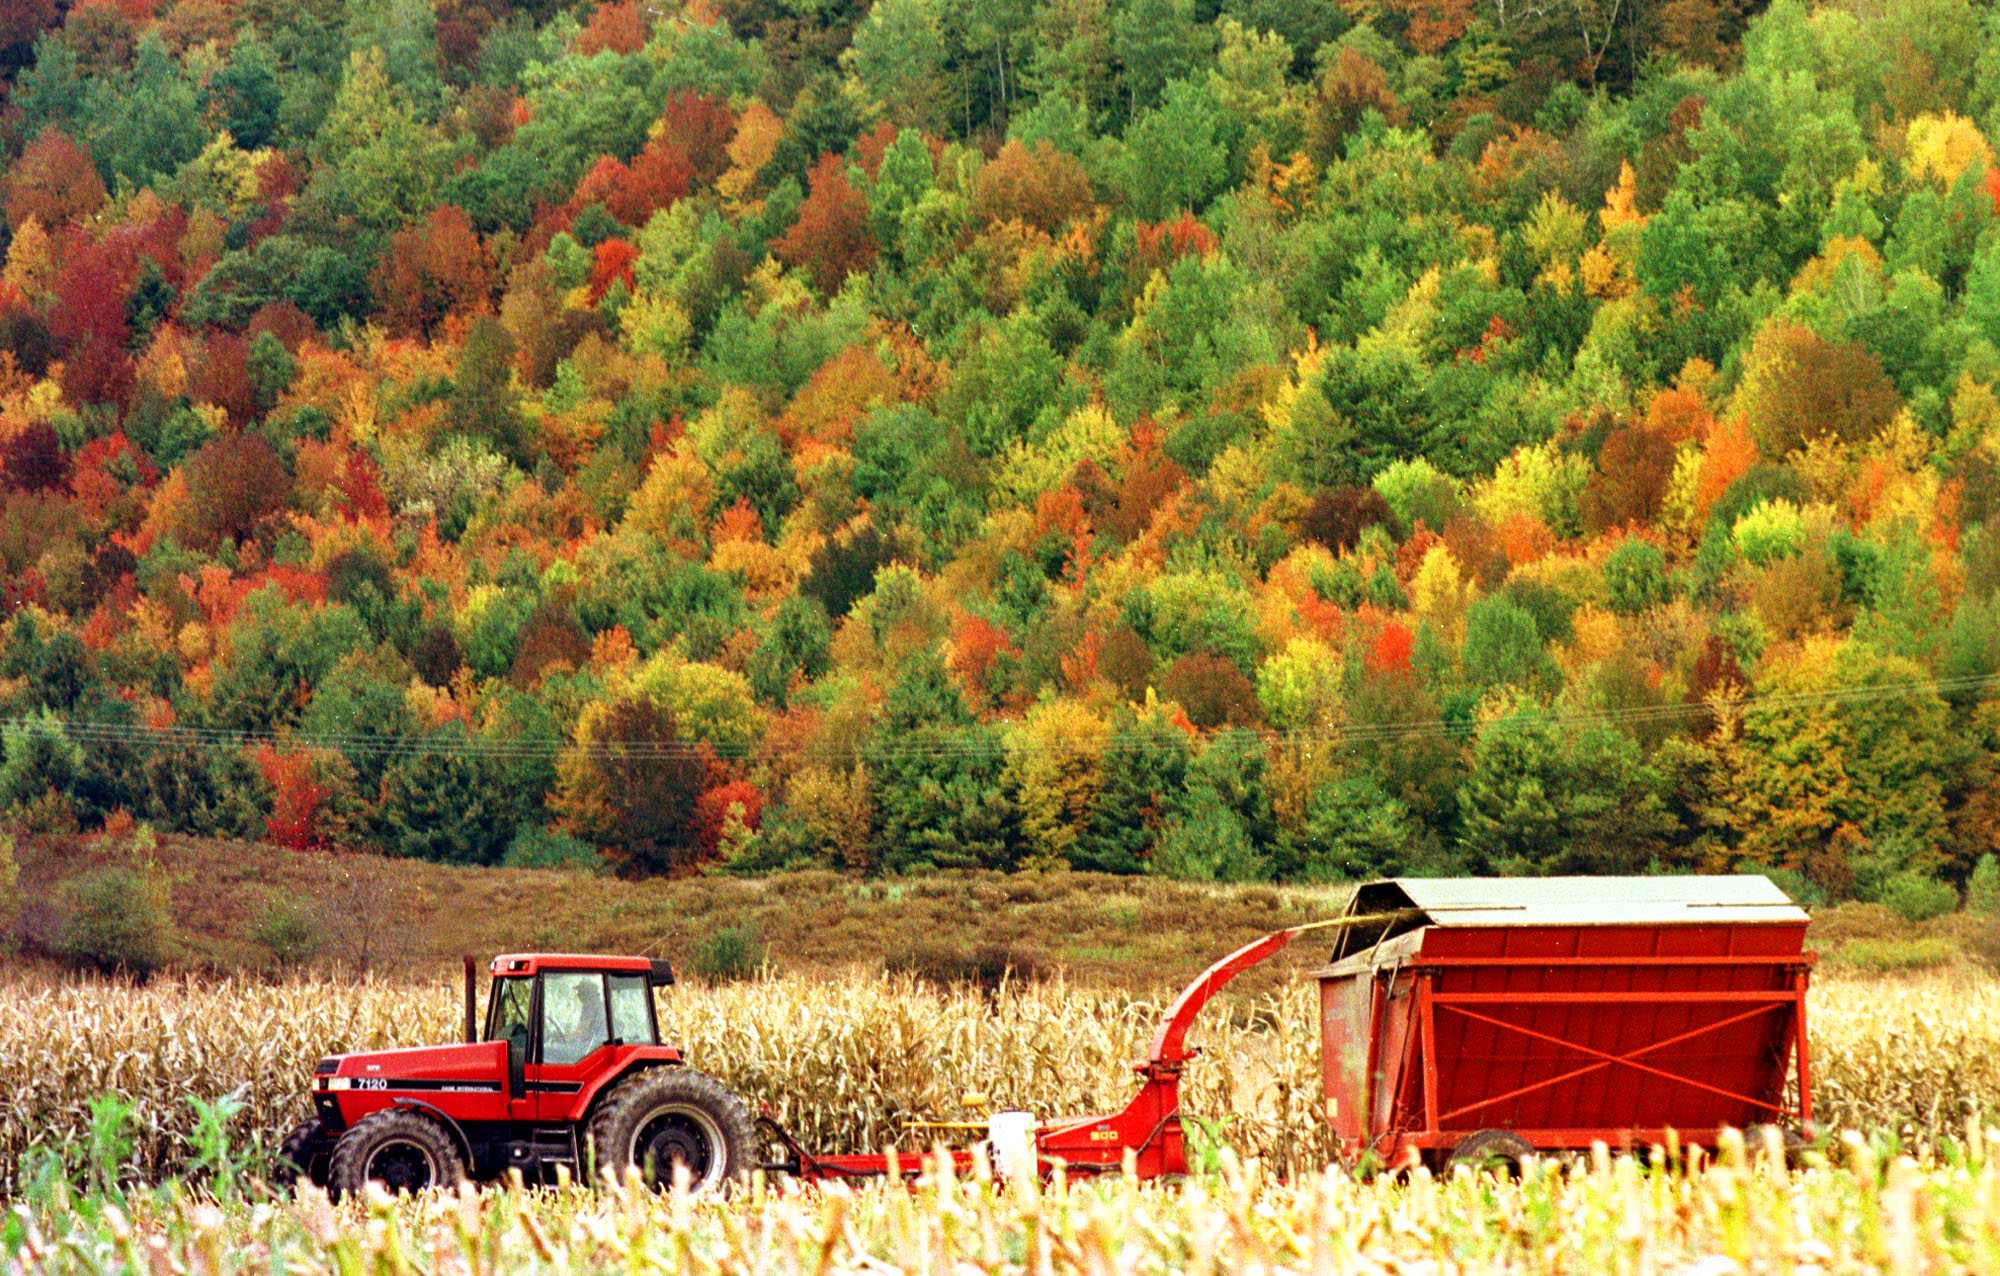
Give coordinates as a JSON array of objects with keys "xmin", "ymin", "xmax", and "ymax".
[{"xmin": 1327, "ymin": 875, "xmax": 1807, "ymax": 960}]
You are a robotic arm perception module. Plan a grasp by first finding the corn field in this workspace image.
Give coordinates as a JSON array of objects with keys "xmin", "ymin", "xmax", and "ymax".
[
  {"xmin": 1, "ymin": 970, "xmax": 1996, "ymax": 1194},
  {"xmin": 10, "ymin": 1131, "xmax": 2000, "ymax": 1276}
]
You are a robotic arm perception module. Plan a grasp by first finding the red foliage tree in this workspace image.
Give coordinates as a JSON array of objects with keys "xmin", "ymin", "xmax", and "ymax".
[
  {"xmin": 49, "ymin": 231, "xmax": 136, "ymax": 407},
  {"xmin": 248, "ymin": 301, "xmax": 320, "ymax": 350},
  {"xmin": 1580, "ymin": 420, "xmax": 1680, "ymax": 532},
  {"xmin": 0, "ymin": 422, "xmax": 68, "ymax": 493},
  {"xmin": 1133, "ymin": 211, "xmax": 1219, "ymax": 275},
  {"xmin": 1312, "ymin": 49, "xmax": 1403, "ymax": 161},
  {"xmin": 1387, "ymin": 0, "xmax": 1473, "ymax": 53},
  {"xmin": 369, "ymin": 205, "xmax": 495, "ymax": 337},
  {"xmin": 0, "ymin": 0, "xmax": 59, "ymax": 60},
  {"xmin": 182, "ymin": 431, "xmax": 290, "ymax": 546},
  {"xmin": 607, "ymin": 140, "xmax": 695, "ymax": 225},
  {"xmin": 950, "ymin": 613, "xmax": 1016, "ymax": 698},
  {"xmin": 187, "ymin": 331, "xmax": 259, "ymax": 424},
  {"xmin": 657, "ymin": 91, "xmax": 737, "ymax": 184},
  {"xmin": 853, "ymin": 120, "xmax": 900, "ymax": 179},
  {"xmin": 333, "ymin": 447, "xmax": 390, "ymax": 521},
  {"xmin": 588, "ymin": 237, "xmax": 640, "ymax": 303},
  {"xmin": 775, "ymin": 155, "xmax": 876, "ymax": 294},
  {"xmin": 693, "ymin": 779, "xmax": 765, "ymax": 857},
  {"xmin": 1366, "ymin": 620, "xmax": 1416, "ymax": 676},
  {"xmin": 257, "ymin": 746, "xmax": 330, "ymax": 849},
  {"xmin": 4, "ymin": 127, "xmax": 108, "ymax": 232}
]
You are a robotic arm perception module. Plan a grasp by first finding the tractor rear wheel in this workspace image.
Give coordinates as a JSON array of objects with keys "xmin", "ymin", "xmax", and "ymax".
[
  {"xmin": 587, "ymin": 1068, "xmax": 754, "ymax": 1195},
  {"xmin": 329, "ymin": 1109, "xmax": 465, "ymax": 1198},
  {"xmin": 1444, "ymin": 1129, "xmax": 1536, "ymax": 1176},
  {"xmin": 277, "ymin": 1116, "xmax": 334, "ymax": 1188}
]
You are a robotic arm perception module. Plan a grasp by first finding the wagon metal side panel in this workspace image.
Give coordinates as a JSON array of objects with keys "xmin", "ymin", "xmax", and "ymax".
[
  {"xmin": 1390, "ymin": 923, "xmax": 1811, "ymax": 1151},
  {"xmin": 1318, "ymin": 971, "xmax": 1376, "ymax": 1145}
]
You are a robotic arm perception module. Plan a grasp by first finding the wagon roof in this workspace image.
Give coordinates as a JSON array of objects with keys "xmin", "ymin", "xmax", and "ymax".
[{"xmin": 1327, "ymin": 875, "xmax": 1807, "ymax": 961}]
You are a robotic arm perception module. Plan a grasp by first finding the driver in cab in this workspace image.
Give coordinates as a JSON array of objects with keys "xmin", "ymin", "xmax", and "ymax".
[{"xmin": 544, "ymin": 980, "xmax": 607, "ymax": 1065}]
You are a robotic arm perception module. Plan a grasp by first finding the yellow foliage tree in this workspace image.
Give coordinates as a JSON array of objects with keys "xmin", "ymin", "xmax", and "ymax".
[
  {"xmin": 622, "ymin": 439, "xmax": 715, "ymax": 547},
  {"xmin": 1003, "ymin": 697, "xmax": 1112, "ymax": 871},
  {"xmin": 718, "ymin": 101, "xmax": 784, "ymax": 215},
  {"xmin": 1410, "ymin": 543, "xmax": 1470, "ymax": 641},
  {"xmin": 1905, "ymin": 111, "xmax": 1994, "ymax": 185}
]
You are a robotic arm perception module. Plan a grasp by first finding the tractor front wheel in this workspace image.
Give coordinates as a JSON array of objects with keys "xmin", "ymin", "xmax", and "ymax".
[
  {"xmin": 588, "ymin": 1068, "xmax": 755, "ymax": 1195},
  {"xmin": 277, "ymin": 1116, "xmax": 334, "ymax": 1188},
  {"xmin": 329, "ymin": 1109, "xmax": 466, "ymax": 1198}
]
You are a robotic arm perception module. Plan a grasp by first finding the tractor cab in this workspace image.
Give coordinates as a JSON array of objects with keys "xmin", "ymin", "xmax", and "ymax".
[{"xmin": 481, "ymin": 954, "xmax": 680, "ymax": 1106}]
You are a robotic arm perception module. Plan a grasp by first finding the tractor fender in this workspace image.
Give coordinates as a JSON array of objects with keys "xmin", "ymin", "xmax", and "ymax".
[
  {"xmin": 391, "ymin": 1097, "xmax": 477, "ymax": 1168},
  {"xmin": 576, "ymin": 1052, "xmax": 684, "ymax": 1121}
]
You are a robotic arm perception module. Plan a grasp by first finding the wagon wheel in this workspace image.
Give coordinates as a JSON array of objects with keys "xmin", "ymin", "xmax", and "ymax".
[
  {"xmin": 1745, "ymin": 1124, "xmax": 1810, "ymax": 1169},
  {"xmin": 1444, "ymin": 1129, "xmax": 1536, "ymax": 1177}
]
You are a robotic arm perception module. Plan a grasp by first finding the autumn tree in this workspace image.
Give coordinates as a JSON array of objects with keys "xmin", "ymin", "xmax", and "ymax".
[
  {"xmin": 1709, "ymin": 638, "xmax": 1950, "ymax": 895},
  {"xmin": 970, "ymin": 139, "xmax": 1093, "ymax": 233},
  {"xmin": 1160, "ymin": 652, "xmax": 1262, "ymax": 729},
  {"xmin": 1297, "ymin": 486, "xmax": 1394, "ymax": 553},
  {"xmin": 4, "ymin": 128, "xmax": 107, "ymax": 232},
  {"xmin": 775, "ymin": 154, "xmax": 876, "ymax": 294},
  {"xmin": 553, "ymin": 696, "xmax": 707, "ymax": 875},
  {"xmin": 1003, "ymin": 698, "xmax": 1111, "ymax": 869},
  {"xmin": 1734, "ymin": 320, "xmax": 1901, "ymax": 459},
  {"xmin": 179, "ymin": 430, "xmax": 291, "ymax": 547},
  {"xmin": 370, "ymin": 205, "xmax": 494, "ymax": 337},
  {"xmin": 1, "ymin": 423, "xmax": 68, "ymax": 493}
]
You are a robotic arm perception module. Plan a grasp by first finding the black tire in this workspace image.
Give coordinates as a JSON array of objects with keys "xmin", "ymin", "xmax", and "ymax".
[
  {"xmin": 1746, "ymin": 1124, "xmax": 1810, "ymax": 1168},
  {"xmin": 329, "ymin": 1109, "xmax": 466, "ymax": 1198},
  {"xmin": 1444, "ymin": 1129, "xmax": 1537, "ymax": 1176},
  {"xmin": 587, "ymin": 1068, "xmax": 755, "ymax": 1195},
  {"xmin": 277, "ymin": 1116, "xmax": 334, "ymax": 1188}
]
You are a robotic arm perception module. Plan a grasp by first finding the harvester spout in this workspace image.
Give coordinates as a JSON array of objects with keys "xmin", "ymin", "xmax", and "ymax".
[
  {"xmin": 1143, "ymin": 910, "xmax": 1422, "ymax": 1069},
  {"xmin": 1145, "ymin": 927, "xmax": 1305, "ymax": 1068}
]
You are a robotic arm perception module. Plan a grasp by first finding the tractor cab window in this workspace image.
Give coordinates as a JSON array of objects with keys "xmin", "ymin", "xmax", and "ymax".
[
  {"xmin": 542, "ymin": 971, "xmax": 610, "ymax": 1066},
  {"xmin": 488, "ymin": 976, "xmax": 533, "ymax": 1056},
  {"xmin": 608, "ymin": 973, "xmax": 656, "ymax": 1045}
]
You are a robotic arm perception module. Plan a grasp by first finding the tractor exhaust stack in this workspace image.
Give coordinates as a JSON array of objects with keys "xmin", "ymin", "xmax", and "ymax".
[{"xmin": 462, "ymin": 955, "xmax": 478, "ymax": 1044}]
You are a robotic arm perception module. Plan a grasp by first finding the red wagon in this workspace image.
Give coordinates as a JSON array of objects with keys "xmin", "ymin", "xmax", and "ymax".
[{"xmin": 1309, "ymin": 875, "xmax": 1815, "ymax": 1170}]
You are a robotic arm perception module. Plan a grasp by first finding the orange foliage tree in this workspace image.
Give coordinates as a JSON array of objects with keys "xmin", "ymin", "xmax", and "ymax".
[
  {"xmin": 4, "ymin": 128, "xmax": 108, "ymax": 232},
  {"xmin": 369, "ymin": 205, "xmax": 494, "ymax": 337}
]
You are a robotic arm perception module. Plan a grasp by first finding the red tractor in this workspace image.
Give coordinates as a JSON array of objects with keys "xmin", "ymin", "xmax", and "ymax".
[{"xmin": 281, "ymin": 953, "xmax": 757, "ymax": 1196}]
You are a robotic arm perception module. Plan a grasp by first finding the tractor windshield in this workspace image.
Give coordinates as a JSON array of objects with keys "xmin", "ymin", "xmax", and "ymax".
[{"xmin": 487, "ymin": 976, "xmax": 533, "ymax": 1053}]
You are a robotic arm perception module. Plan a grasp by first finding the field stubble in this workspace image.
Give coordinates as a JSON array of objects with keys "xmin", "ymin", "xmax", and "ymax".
[
  {"xmin": 11, "ymin": 1131, "xmax": 2000, "ymax": 1276},
  {"xmin": 2, "ymin": 968, "xmax": 1996, "ymax": 1194}
]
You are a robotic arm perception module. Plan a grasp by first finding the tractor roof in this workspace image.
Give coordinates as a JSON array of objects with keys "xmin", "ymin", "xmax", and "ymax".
[{"xmin": 488, "ymin": 953, "xmax": 668, "ymax": 979}]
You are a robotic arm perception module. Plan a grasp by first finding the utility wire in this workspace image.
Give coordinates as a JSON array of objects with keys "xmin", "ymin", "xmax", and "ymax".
[{"xmin": 7, "ymin": 670, "xmax": 1998, "ymax": 764}]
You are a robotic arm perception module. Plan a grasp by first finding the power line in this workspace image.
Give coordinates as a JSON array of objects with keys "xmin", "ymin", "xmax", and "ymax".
[{"xmin": 8, "ymin": 670, "xmax": 1998, "ymax": 764}]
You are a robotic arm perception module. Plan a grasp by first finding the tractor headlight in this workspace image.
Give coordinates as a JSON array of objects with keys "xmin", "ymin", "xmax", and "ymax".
[{"xmin": 322, "ymin": 1077, "xmax": 352, "ymax": 1091}]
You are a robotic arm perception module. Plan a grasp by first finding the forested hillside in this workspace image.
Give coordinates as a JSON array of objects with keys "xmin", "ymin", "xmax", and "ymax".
[{"xmin": 2, "ymin": 0, "xmax": 1999, "ymax": 906}]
